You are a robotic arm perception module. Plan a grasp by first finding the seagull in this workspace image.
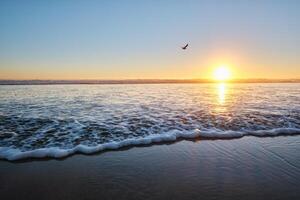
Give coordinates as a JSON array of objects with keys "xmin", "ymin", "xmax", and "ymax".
[{"xmin": 182, "ymin": 43, "xmax": 188, "ymax": 50}]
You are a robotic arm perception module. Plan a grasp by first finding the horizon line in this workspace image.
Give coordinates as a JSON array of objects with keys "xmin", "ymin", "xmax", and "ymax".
[{"xmin": 1, "ymin": 78, "xmax": 300, "ymax": 85}]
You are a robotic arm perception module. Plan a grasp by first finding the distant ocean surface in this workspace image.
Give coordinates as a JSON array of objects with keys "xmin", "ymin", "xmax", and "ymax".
[{"xmin": 0, "ymin": 83, "xmax": 299, "ymax": 160}]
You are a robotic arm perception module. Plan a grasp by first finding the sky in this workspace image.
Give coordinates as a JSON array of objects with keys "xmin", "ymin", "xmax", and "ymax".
[{"xmin": 0, "ymin": 0, "xmax": 299, "ymax": 80}]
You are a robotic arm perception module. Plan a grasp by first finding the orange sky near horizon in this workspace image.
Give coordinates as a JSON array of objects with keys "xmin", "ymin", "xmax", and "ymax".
[{"xmin": 1, "ymin": 52, "xmax": 299, "ymax": 80}]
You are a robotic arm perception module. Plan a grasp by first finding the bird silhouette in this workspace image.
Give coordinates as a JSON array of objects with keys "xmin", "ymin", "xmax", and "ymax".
[{"xmin": 182, "ymin": 43, "xmax": 188, "ymax": 50}]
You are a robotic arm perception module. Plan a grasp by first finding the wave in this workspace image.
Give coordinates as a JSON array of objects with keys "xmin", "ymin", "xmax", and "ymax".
[{"xmin": 1, "ymin": 128, "xmax": 300, "ymax": 161}]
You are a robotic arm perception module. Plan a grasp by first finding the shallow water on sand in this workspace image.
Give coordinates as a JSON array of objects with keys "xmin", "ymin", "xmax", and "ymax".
[
  {"xmin": 0, "ymin": 83, "xmax": 299, "ymax": 160},
  {"xmin": 0, "ymin": 136, "xmax": 299, "ymax": 200}
]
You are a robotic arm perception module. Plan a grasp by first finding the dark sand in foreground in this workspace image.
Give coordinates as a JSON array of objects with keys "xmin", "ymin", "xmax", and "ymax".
[{"xmin": 1, "ymin": 136, "xmax": 300, "ymax": 200}]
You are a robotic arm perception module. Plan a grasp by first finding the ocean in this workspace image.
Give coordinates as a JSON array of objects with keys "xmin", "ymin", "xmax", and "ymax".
[{"xmin": 0, "ymin": 83, "xmax": 299, "ymax": 160}]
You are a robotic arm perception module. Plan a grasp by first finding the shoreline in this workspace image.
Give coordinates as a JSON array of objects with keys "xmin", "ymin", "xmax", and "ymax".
[
  {"xmin": 1, "ymin": 128, "xmax": 300, "ymax": 162},
  {"xmin": 1, "ymin": 136, "xmax": 299, "ymax": 200},
  {"xmin": 0, "ymin": 134, "xmax": 298, "ymax": 164}
]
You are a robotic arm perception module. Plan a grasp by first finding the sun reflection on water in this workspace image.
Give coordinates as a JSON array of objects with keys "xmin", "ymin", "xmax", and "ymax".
[
  {"xmin": 214, "ymin": 83, "xmax": 227, "ymax": 113},
  {"xmin": 218, "ymin": 83, "xmax": 226, "ymax": 104}
]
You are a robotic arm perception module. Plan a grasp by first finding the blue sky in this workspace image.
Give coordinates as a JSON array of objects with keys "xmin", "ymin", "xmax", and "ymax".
[{"xmin": 0, "ymin": 0, "xmax": 299, "ymax": 79}]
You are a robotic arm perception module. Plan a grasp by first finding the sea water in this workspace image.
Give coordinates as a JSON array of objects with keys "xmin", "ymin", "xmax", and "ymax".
[{"xmin": 0, "ymin": 83, "xmax": 299, "ymax": 160}]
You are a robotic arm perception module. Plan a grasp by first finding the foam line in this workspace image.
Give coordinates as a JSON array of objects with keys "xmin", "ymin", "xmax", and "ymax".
[{"xmin": 1, "ymin": 128, "xmax": 300, "ymax": 161}]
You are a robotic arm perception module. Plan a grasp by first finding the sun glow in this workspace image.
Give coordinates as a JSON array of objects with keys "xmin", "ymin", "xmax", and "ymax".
[{"xmin": 213, "ymin": 65, "xmax": 231, "ymax": 81}]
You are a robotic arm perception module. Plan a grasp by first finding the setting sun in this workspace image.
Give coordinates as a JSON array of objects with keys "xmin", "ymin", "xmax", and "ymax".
[{"xmin": 213, "ymin": 65, "xmax": 231, "ymax": 81}]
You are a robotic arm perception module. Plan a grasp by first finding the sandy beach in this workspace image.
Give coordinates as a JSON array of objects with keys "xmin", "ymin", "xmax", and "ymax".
[{"xmin": 1, "ymin": 135, "xmax": 299, "ymax": 200}]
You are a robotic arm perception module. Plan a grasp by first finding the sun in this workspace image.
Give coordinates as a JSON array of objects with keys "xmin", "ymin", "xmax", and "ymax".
[{"xmin": 213, "ymin": 65, "xmax": 231, "ymax": 81}]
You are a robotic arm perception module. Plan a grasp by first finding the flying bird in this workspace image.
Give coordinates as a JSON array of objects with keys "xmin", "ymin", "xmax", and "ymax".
[{"xmin": 182, "ymin": 43, "xmax": 188, "ymax": 50}]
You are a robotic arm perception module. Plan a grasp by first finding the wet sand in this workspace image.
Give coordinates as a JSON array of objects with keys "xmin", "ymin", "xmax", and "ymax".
[{"xmin": 1, "ymin": 136, "xmax": 300, "ymax": 200}]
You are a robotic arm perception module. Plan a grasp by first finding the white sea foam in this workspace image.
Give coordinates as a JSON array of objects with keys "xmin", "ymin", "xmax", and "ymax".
[{"xmin": 1, "ymin": 128, "xmax": 300, "ymax": 161}]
